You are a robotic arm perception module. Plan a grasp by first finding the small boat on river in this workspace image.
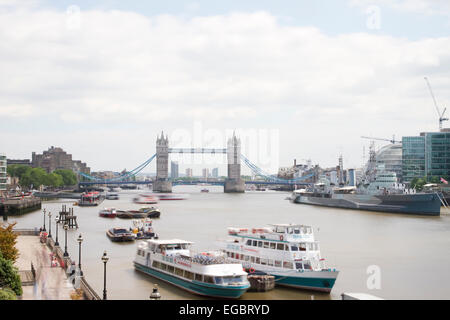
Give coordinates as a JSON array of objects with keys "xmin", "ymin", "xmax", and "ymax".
[
  {"xmin": 157, "ymin": 194, "xmax": 187, "ymax": 200},
  {"xmin": 116, "ymin": 207, "xmax": 160, "ymax": 219},
  {"xmin": 130, "ymin": 218, "xmax": 159, "ymax": 240},
  {"xmin": 133, "ymin": 194, "xmax": 158, "ymax": 204},
  {"xmin": 106, "ymin": 228, "xmax": 135, "ymax": 242},
  {"xmin": 99, "ymin": 207, "xmax": 117, "ymax": 218}
]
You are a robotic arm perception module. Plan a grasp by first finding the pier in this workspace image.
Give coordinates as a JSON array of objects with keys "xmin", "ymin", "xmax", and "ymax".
[{"xmin": 0, "ymin": 196, "xmax": 41, "ymax": 218}]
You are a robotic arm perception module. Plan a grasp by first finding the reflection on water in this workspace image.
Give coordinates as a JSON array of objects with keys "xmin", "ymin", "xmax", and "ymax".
[{"xmin": 9, "ymin": 185, "xmax": 450, "ymax": 300}]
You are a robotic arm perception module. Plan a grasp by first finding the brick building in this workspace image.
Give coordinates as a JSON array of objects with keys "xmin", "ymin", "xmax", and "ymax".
[{"xmin": 32, "ymin": 146, "xmax": 90, "ymax": 174}]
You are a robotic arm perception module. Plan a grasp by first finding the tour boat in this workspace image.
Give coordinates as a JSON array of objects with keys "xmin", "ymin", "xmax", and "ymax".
[
  {"xmin": 133, "ymin": 194, "xmax": 158, "ymax": 204},
  {"xmin": 78, "ymin": 191, "xmax": 104, "ymax": 207},
  {"xmin": 134, "ymin": 239, "xmax": 250, "ymax": 298},
  {"xmin": 130, "ymin": 218, "xmax": 158, "ymax": 240},
  {"xmin": 216, "ymin": 224, "xmax": 339, "ymax": 293},
  {"xmin": 99, "ymin": 207, "xmax": 117, "ymax": 218},
  {"xmin": 106, "ymin": 228, "xmax": 135, "ymax": 242}
]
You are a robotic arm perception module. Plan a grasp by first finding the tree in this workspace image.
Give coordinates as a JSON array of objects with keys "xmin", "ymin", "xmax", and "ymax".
[
  {"xmin": 53, "ymin": 169, "xmax": 77, "ymax": 186},
  {"xmin": 0, "ymin": 223, "xmax": 19, "ymax": 263},
  {"xmin": 43, "ymin": 173, "xmax": 64, "ymax": 188},
  {"xmin": 0, "ymin": 251, "xmax": 22, "ymax": 297}
]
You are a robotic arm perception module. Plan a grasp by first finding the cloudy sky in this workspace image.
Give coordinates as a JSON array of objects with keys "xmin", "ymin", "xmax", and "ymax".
[{"xmin": 1, "ymin": 0, "xmax": 449, "ymax": 175}]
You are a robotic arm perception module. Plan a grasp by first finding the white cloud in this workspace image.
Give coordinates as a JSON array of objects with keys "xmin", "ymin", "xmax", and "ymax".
[
  {"xmin": 0, "ymin": 6, "xmax": 449, "ymax": 169},
  {"xmin": 348, "ymin": 0, "xmax": 450, "ymax": 16}
]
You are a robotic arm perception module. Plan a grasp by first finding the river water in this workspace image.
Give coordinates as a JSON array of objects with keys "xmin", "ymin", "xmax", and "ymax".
[{"xmin": 8, "ymin": 186, "xmax": 450, "ymax": 300}]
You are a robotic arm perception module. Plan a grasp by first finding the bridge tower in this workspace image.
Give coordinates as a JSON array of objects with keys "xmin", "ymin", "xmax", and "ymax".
[
  {"xmin": 224, "ymin": 132, "xmax": 245, "ymax": 193},
  {"xmin": 153, "ymin": 131, "xmax": 172, "ymax": 193}
]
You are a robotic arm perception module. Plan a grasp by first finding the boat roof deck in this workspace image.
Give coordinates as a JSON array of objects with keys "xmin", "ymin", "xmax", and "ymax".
[{"xmin": 147, "ymin": 239, "xmax": 193, "ymax": 245}]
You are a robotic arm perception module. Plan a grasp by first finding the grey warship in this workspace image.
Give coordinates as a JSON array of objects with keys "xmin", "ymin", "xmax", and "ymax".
[{"xmin": 291, "ymin": 165, "xmax": 441, "ymax": 216}]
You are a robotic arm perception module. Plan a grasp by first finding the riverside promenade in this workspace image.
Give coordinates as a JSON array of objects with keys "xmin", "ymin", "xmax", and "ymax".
[
  {"xmin": 14, "ymin": 230, "xmax": 100, "ymax": 300},
  {"xmin": 15, "ymin": 234, "xmax": 74, "ymax": 300}
]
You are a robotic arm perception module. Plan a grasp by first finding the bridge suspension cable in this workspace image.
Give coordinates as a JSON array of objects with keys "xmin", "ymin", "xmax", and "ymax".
[
  {"xmin": 77, "ymin": 153, "xmax": 157, "ymax": 183},
  {"xmin": 240, "ymin": 154, "xmax": 314, "ymax": 184}
]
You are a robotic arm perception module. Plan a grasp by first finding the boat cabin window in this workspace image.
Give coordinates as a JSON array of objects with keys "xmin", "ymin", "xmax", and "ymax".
[
  {"xmin": 204, "ymin": 276, "xmax": 214, "ymax": 284},
  {"xmin": 283, "ymin": 261, "xmax": 293, "ymax": 269},
  {"xmin": 275, "ymin": 260, "xmax": 282, "ymax": 268},
  {"xmin": 252, "ymin": 240, "xmax": 258, "ymax": 246},
  {"xmin": 303, "ymin": 263, "xmax": 312, "ymax": 270},
  {"xmin": 184, "ymin": 271, "xmax": 194, "ymax": 280},
  {"xmin": 284, "ymin": 244, "xmax": 289, "ymax": 251},
  {"xmin": 275, "ymin": 226, "xmax": 287, "ymax": 233},
  {"xmin": 299, "ymin": 243, "xmax": 307, "ymax": 251},
  {"xmin": 276, "ymin": 243, "xmax": 284, "ymax": 250},
  {"xmin": 293, "ymin": 228, "xmax": 300, "ymax": 234},
  {"xmin": 291, "ymin": 245, "xmax": 298, "ymax": 251},
  {"xmin": 221, "ymin": 276, "xmax": 246, "ymax": 284},
  {"xmin": 246, "ymin": 240, "xmax": 252, "ymax": 245},
  {"xmin": 258, "ymin": 241, "xmax": 262, "ymax": 247},
  {"xmin": 295, "ymin": 262, "xmax": 303, "ymax": 270},
  {"xmin": 255, "ymin": 257, "xmax": 261, "ymax": 264},
  {"xmin": 263, "ymin": 242, "xmax": 269, "ymax": 248},
  {"xmin": 270, "ymin": 242, "xmax": 276, "ymax": 250},
  {"xmin": 195, "ymin": 274, "xmax": 202, "ymax": 282}
]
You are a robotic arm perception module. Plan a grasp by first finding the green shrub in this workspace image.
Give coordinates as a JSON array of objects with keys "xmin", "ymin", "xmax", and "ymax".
[
  {"xmin": 0, "ymin": 253, "xmax": 22, "ymax": 296},
  {"xmin": 0, "ymin": 288, "xmax": 17, "ymax": 300}
]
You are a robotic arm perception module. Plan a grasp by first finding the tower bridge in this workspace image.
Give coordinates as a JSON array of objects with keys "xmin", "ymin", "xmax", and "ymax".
[
  {"xmin": 153, "ymin": 131, "xmax": 245, "ymax": 193},
  {"xmin": 77, "ymin": 131, "xmax": 315, "ymax": 192}
]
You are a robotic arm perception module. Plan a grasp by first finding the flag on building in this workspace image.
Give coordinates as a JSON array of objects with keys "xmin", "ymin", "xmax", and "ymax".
[{"xmin": 440, "ymin": 177, "xmax": 448, "ymax": 184}]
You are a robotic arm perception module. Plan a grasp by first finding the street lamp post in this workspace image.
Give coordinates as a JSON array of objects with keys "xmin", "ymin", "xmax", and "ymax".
[
  {"xmin": 54, "ymin": 215, "xmax": 60, "ymax": 246},
  {"xmin": 48, "ymin": 212, "xmax": 52, "ymax": 238},
  {"xmin": 77, "ymin": 234, "xmax": 83, "ymax": 276},
  {"xmin": 42, "ymin": 208, "xmax": 46, "ymax": 231},
  {"xmin": 63, "ymin": 223, "xmax": 69, "ymax": 257},
  {"xmin": 102, "ymin": 251, "xmax": 109, "ymax": 300}
]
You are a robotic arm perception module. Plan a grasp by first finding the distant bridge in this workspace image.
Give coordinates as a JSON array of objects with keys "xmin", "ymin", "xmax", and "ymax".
[{"xmin": 76, "ymin": 131, "xmax": 315, "ymax": 191}]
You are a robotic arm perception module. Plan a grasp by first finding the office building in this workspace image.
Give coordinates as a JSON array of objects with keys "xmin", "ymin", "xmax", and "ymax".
[
  {"xmin": 0, "ymin": 153, "xmax": 6, "ymax": 193},
  {"xmin": 402, "ymin": 130, "xmax": 450, "ymax": 182},
  {"xmin": 171, "ymin": 161, "xmax": 179, "ymax": 179},
  {"xmin": 186, "ymin": 168, "xmax": 193, "ymax": 177},
  {"xmin": 212, "ymin": 168, "xmax": 219, "ymax": 178},
  {"xmin": 202, "ymin": 168, "xmax": 210, "ymax": 179}
]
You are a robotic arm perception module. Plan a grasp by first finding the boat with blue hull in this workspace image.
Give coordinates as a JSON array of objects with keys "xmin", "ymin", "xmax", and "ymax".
[
  {"xmin": 134, "ymin": 239, "xmax": 250, "ymax": 299},
  {"xmin": 217, "ymin": 224, "xmax": 339, "ymax": 293}
]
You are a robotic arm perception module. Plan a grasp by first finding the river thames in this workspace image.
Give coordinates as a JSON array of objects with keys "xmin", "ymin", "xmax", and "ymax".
[{"xmin": 9, "ymin": 186, "xmax": 450, "ymax": 300}]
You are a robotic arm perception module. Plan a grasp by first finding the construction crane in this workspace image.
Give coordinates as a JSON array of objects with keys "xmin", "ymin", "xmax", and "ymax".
[
  {"xmin": 360, "ymin": 135, "xmax": 402, "ymax": 144},
  {"xmin": 424, "ymin": 76, "xmax": 448, "ymax": 131}
]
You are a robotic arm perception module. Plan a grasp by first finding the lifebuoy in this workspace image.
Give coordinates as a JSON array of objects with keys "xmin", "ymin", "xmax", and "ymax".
[
  {"xmin": 280, "ymin": 235, "xmax": 284, "ymax": 241},
  {"xmin": 249, "ymin": 268, "xmax": 255, "ymax": 273}
]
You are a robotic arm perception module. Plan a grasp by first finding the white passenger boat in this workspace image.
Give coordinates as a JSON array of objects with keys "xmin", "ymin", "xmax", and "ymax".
[
  {"xmin": 133, "ymin": 239, "xmax": 250, "ymax": 298},
  {"xmin": 217, "ymin": 224, "xmax": 339, "ymax": 293}
]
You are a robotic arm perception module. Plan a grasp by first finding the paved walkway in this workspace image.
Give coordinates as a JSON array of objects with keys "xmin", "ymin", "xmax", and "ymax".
[{"xmin": 15, "ymin": 236, "xmax": 75, "ymax": 300}]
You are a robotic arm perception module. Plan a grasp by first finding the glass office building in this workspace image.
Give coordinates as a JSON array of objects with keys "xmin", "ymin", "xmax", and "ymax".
[{"xmin": 402, "ymin": 130, "xmax": 450, "ymax": 182}]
